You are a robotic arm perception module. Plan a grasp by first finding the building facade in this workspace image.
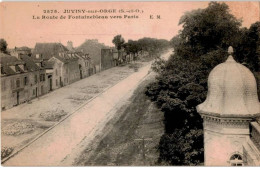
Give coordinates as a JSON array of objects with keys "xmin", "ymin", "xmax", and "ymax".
[{"xmin": 1, "ymin": 53, "xmax": 47, "ymax": 110}]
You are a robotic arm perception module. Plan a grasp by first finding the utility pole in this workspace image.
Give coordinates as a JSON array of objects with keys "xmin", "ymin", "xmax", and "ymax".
[{"xmin": 134, "ymin": 137, "xmax": 153, "ymax": 165}]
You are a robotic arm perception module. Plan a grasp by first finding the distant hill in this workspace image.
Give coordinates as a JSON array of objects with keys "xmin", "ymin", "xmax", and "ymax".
[{"xmin": 76, "ymin": 39, "xmax": 110, "ymax": 65}]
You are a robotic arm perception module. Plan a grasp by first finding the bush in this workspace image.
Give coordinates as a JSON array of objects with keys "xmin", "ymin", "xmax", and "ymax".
[
  {"xmin": 1, "ymin": 146, "xmax": 14, "ymax": 159},
  {"xmin": 2, "ymin": 122, "xmax": 35, "ymax": 136},
  {"xmin": 158, "ymin": 128, "xmax": 204, "ymax": 165},
  {"xmin": 39, "ymin": 109, "xmax": 67, "ymax": 121}
]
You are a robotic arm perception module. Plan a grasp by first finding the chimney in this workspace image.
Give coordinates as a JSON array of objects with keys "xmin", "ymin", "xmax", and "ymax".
[{"xmin": 67, "ymin": 41, "xmax": 73, "ymax": 51}]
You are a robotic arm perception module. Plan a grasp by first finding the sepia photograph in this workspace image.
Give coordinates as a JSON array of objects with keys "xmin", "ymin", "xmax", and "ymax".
[{"xmin": 0, "ymin": 0, "xmax": 260, "ymax": 167}]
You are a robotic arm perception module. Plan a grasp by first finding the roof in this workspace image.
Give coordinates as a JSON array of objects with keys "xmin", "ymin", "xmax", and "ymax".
[
  {"xmin": 20, "ymin": 55, "xmax": 41, "ymax": 72},
  {"xmin": 15, "ymin": 46, "xmax": 31, "ymax": 51},
  {"xmin": 42, "ymin": 60, "xmax": 55, "ymax": 69},
  {"xmin": 76, "ymin": 39, "xmax": 109, "ymax": 65},
  {"xmin": 1, "ymin": 65, "xmax": 16, "ymax": 76},
  {"xmin": 32, "ymin": 43, "xmax": 69, "ymax": 60},
  {"xmin": 197, "ymin": 54, "xmax": 260, "ymax": 118},
  {"xmin": 0, "ymin": 53, "xmax": 23, "ymax": 65},
  {"xmin": 0, "ymin": 53, "xmax": 27, "ymax": 76},
  {"xmin": 53, "ymin": 52, "xmax": 79, "ymax": 63}
]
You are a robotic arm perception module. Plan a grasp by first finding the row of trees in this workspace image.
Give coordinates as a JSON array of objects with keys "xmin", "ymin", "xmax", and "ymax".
[
  {"xmin": 146, "ymin": 2, "xmax": 260, "ymax": 165},
  {"xmin": 112, "ymin": 35, "xmax": 170, "ymax": 61}
]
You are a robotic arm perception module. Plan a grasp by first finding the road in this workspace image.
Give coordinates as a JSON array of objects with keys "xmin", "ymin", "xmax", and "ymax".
[{"xmin": 3, "ymin": 49, "xmax": 173, "ymax": 166}]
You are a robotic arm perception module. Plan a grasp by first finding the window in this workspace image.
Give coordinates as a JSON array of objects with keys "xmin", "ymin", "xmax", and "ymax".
[
  {"xmin": 55, "ymin": 69, "xmax": 58, "ymax": 76},
  {"xmin": 1, "ymin": 80, "xmax": 6, "ymax": 91},
  {"xmin": 33, "ymin": 89, "xmax": 35, "ymax": 95},
  {"xmin": 230, "ymin": 154, "xmax": 243, "ymax": 166},
  {"xmin": 56, "ymin": 79, "xmax": 58, "ymax": 86},
  {"xmin": 35, "ymin": 75, "xmax": 38, "ymax": 83},
  {"xmin": 41, "ymin": 85, "xmax": 44, "ymax": 94},
  {"xmin": 11, "ymin": 79, "xmax": 15, "ymax": 89},
  {"xmin": 24, "ymin": 76, "xmax": 28, "ymax": 85},
  {"xmin": 40, "ymin": 74, "xmax": 45, "ymax": 82},
  {"xmin": 16, "ymin": 78, "xmax": 20, "ymax": 88}
]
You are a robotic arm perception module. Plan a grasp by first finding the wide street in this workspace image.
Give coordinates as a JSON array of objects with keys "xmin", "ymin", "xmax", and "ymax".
[{"xmin": 3, "ymin": 50, "xmax": 173, "ymax": 166}]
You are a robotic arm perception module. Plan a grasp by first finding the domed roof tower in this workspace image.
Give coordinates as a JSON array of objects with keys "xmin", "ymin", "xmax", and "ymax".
[
  {"xmin": 197, "ymin": 46, "xmax": 260, "ymax": 166},
  {"xmin": 197, "ymin": 46, "xmax": 260, "ymax": 117}
]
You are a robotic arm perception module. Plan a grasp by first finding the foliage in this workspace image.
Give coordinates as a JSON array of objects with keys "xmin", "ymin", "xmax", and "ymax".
[
  {"xmin": 234, "ymin": 21, "xmax": 260, "ymax": 71},
  {"xmin": 1, "ymin": 146, "xmax": 14, "ymax": 159},
  {"xmin": 158, "ymin": 128, "xmax": 204, "ymax": 165},
  {"xmin": 2, "ymin": 122, "xmax": 35, "ymax": 136},
  {"xmin": 0, "ymin": 38, "xmax": 8, "ymax": 54},
  {"xmin": 39, "ymin": 109, "xmax": 68, "ymax": 121},
  {"xmin": 138, "ymin": 38, "xmax": 170, "ymax": 56},
  {"xmin": 146, "ymin": 55, "xmax": 207, "ymax": 133},
  {"xmin": 151, "ymin": 57, "xmax": 167, "ymax": 74},
  {"xmin": 112, "ymin": 34, "xmax": 125, "ymax": 50},
  {"xmin": 174, "ymin": 2, "xmax": 241, "ymax": 60},
  {"xmin": 145, "ymin": 2, "xmax": 258, "ymax": 165}
]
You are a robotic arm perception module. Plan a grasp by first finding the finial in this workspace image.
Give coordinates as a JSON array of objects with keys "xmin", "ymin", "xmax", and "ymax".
[
  {"xmin": 226, "ymin": 46, "xmax": 235, "ymax": 63},
  {"xmin": 228, "ymin": 46, "xmax": 233, "ymax": 55}
]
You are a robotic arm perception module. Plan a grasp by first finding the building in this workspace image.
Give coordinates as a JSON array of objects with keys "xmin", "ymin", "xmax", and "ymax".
[
  {"xmin": 76, "ymin": 39, "xmax": 110, "ymax": 72},
  {"xmin": 32, "ymin": 42, "xmax": 68, "ymax": 60},
  {"xmin": 1, "ymin": 53, "xmax": 47, "ymax": 110},
  {"xmin": 197, "ymin": 47, "xmax": 260, "ymax": 166},
  {"xmin": 44, "ymin": 52, "xmax": 80, "ymax": 90},
  {"xmin": 32, "ymin": 42, "xmax": 82, "ymax": 88},
  {"xmin": 67, "ymin": 41, "xmax": 75, "ymax": 52},
  {"xmin": 10, "ymin": 46, "xmax": 32, "ymax": 58},
  {"xmin": 101, "ymin": 49, "xmax": 117, "ymax": 71},
  {"xmin": 75, "ymin": 52, "xmax": 93, "ymax": 78}
]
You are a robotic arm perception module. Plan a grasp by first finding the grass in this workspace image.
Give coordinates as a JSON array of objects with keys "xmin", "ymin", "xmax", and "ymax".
[
  {"xmin": 74, "ymin": 73, "xmax": 164, "ymax": 166},
  {"xmin": 39, "ymin": 109, "xmax": 68, "ymax": 121},
  {"xmin": 2, "ymin": 122, "xmax": 35, "ymax": 136}
]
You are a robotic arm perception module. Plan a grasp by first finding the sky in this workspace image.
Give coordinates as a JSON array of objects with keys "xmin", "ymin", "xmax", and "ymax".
[{"xmin": 0, "ymin": 1, "xmax": 259, "ymax": 49}]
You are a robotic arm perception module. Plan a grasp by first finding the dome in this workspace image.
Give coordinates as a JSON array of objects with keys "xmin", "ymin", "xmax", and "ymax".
[{"xmin": 197, "ymin": 48, "xmax": 260, "ymax": 118}]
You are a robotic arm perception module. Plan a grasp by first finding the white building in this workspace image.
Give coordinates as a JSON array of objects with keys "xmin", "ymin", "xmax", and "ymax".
[{"xmin": 197, "ymin": 46, "xmax": 260, "ymax": 166}]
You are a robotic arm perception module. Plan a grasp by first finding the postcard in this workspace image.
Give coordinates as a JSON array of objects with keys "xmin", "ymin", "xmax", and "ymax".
[{"xmin": 0, "ymin": 1, "xmax": 259, "ymax": 166}]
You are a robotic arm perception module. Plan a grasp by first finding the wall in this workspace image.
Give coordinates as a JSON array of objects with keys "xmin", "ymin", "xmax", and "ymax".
[
  {"xmin": 101, "ymin": 49, "xmax": 115, "ymax": 71},
  {"xmin": 1, "ymin": 70, "xmax": 48, "ymax": 110}
]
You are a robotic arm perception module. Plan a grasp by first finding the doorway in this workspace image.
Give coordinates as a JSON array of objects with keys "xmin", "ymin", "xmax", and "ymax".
[{"xmin": 16, "ymin": 92, "xmax": 19, "ymax": 105}]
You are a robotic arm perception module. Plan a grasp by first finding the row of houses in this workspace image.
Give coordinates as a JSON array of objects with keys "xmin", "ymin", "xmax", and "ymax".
[
  {"xmin": 1, "ymin": 40, "xmax": 151, "ymax": 111},
  {"xmin": 1, "ymin": 42, "xmax": 96, "ymax": 111}
]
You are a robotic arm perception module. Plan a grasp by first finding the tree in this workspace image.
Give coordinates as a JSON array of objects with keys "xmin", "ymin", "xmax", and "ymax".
[
  {"xmin": 124, "ymin": 40, "xmax": 141, "ymax": 61},
  {"xmin": 145, "ymin": 2, "xmax": 246, "ymax": 165},
  {"xmin": 0, "ymin": 39, "xmax": 8, "ymax": 54},
  {"xmin": 176, "ymin": 2, "xmax": 241, "ymax": 60},
  {"xmin": 234, "ymin": 22, "xmax": 260, "ymax": 71},
  {"xmin": 112, "ymin": 34, "xmax": 125, "ymax": 51}
]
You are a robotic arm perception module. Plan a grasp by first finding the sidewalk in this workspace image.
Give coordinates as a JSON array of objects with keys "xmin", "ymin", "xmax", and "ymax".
[{"xmin": 3, "ymin": 62, "xmax": 152, "ymax": 166}]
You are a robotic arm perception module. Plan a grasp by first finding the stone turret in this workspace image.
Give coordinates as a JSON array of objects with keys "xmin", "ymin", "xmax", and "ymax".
[{"xmin": 197, "ymin": 46, "xmax": 260, "ymax": 166}]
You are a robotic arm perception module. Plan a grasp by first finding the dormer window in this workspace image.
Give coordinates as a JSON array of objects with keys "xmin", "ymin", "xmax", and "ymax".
[
  {"xmin": 10, "ymin": 65, "xmax": 16, "ymax": 72},
  {"xmin": 19, "ymin": 64, "xmax": 24, "ymax": 71},
  {"xmin": 230, "ymin": 154, "xmax": 243, "ymax": 166}
]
